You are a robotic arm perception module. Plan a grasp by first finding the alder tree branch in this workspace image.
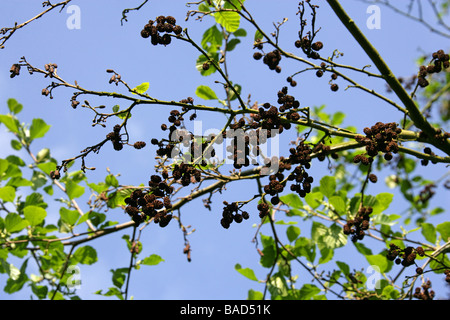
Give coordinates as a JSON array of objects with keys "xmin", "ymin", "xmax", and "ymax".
[
  {"xmin": 0, "ymin": 0, "xmax": 73, "ymax": 49},
  {"xmin": 120, "ymin": 0, "xmax": 149, "ymax": 26},
  {"xmin": 326, "ymin": 0, "xmax": 450, "ymax": 156}
]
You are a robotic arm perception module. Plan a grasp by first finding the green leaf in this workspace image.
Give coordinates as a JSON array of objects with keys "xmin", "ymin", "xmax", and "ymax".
[
  {"xmin": 37, "ymin": 161, "xmax": 57, "ymax": 175},
  {"xmin": 336, "ymin": 261, "xmax": 350, "ymax": 275},
  {"xmin": 31, "ymin": 283, "xmax": 48, "ymax": 300},
  {"xmin": 5, "ymin": 213, "xmax": 28, "ymax": 233},
  {"xmin": 201, "ymin": 25, "xmax": 223, "ymax": 50},
  {"xmin": 9, "ymin": 241, "xmax": 28, "ymax": 258},
  {"xmin": 319, "ymin": 247, "xmax": 334, "ymax": 265},
  {"xmin": 88, "ymin": 182, "xmax": 109, "ymax": 194},
  {"xmin": 320, "ymin": 176, "xmax": 336, "ymax": 198},
  {"xmin": 280, "ymin": 193, "xmax": 303, "ymax": 209},
  {"xmin": 87, "ymin": 211, "xmax": 106, "ymax": 227},
  {"xmin": 7, "ymin": 98, "xmax": 23, "ymax": 114},
  {"xmin": 3, "ymin": 163, "xmax": 22, "ymax": 181},
  {"xmin": 260, "ymin": 234, "xmax": 276, "ymax": 268},
  {"xmin": 195, "ymin": 85, "xmax": 218, "ymax": 100},
  {"xmin": 254, "ymin": 29, "xmax": 263, "ymax": 41},
  {"xmin": 294, "ymin": 237, "xmax": 316, "ymax": 263},
  {"xmin": 365, "ymin": 254, "xmax": 392, "ymax": 274},
  {"xmin": 132, "ymin": 82, "xmax": 149, "ymax": 94},
  {"xmin": 372, "ymin": 193, "xmax": 393, "ymax": 214},
  {"xmin": 235, "ymin": 263, "xmax": 258, "ymax": 281},
  {"xmin": 48, "ymin": 290, "xmax": 66, "ymax": 300},
  {"xmin": 286, "ymin": 225, "xmax": 301, "ymax": 242},
  {"xmin": 36, "ymin": 148, "xmax": 50, "ymax": 163},
  {"xmin": 429, "ymin": 253, "xmax": 450, "ymax": 274},
  {"xmin": 328, "ymin": 195, "xmax": 346, "ymax": 215},
  {"xmin": 0, "ymin": 158, "xmax": 9, "ymax": 177},
  {"xmin": 400, "ymin": 158, "xmax": 416, "ymax": 174},
  {"xmin": 97, "ymin": 287, "xmax": 124, "ymax": 300},
  {"xmin": 227, "ymin": 83, "xmax": 242, "ymax": 101},
  {"xmin": 233, "ymin": 28, "xmax": 247, "ymax": 37},
  {"xmin": 331, "ymin": 111, "xmax": 345, "ymax": 126},
  {"xmin": 6, "ymin": 263, "xmax": 21, "ymax": 280},
  {"xmin": 67, "ymin": 170, "xmax": 85, "ymax": 183},
  {"xmin": 436, "ymin": 221, "xmax": 450, "ymax": 242},
  {"xmin": 247, "ymin": 289, "xmax": 263, "ymax": 300},
  {"xmin": 10, "ymin": 139, "xmax": 22, "ymax": 151},
  {"xmin": 317, "ymin": 111, "xmax": 330, "ymax": 123},
  {"xmin": 198, "ymin": 3, "xmax": 210, "ymax": 12},
  {"xmin": 75, "ymin": 211, "xmax": 90, "ymax": 226},
  {"xmin": 0, "ymin": 114, "xmax": 20, "ymax": 134},
  {"xmin": 326, "ymin": 224, "xmax": 347, "ymax": 249},
  {"xmin": 65, "ymin": 179, "xmax": 85, "ymax": 200},
  {"xmin": 105, "ymin": 174, "xmax": 119, "ymax": 188},
  {"xmin": 312, "ymin": 222, "xmax": 347, "ymax": 250},
  {"xmin": 226, "ymin": 38, "xmax": 240, "ymax": 51},
  {"xmin": 6, "ymin": 177, "xmax": 33, "ymax": 188},
  {"xmin": 421, "ymin": 222, "xmax": 436, "ymax": 244},
  {"xmin": 60, "ymin": 207, "xmax": 79, "ymax": 226},
  {"xmin": 115, "ymin": 110, "xmax": 131, "ymax": 120},
  {"xmin": 141, "ymin": 254, "xmax": 164, "ymax": 266},
  {"xmin": 224, "ymin": 0, "xmax": 244, "ymax": 10},
  {"xmin": 6, "ymin": 155, "xmax": 25, "ymax": 167},
  {"xmin": 353, "ymin": 242, "xmax": 373, "ymax": 256},
  {"xmin": 430, "ymin": 207, "xmax": 444, "ymax": 216},
  {"xmin": 304, "ymin": 191, "xmax": 323, "ymax": 209},
  {"xmin": 215, "ymin": 11, "xmax": 240, "ymax": 32},
  {"xmin": 23, "ymin": 206, "xmax": 46, "ymax": 226},
  {"xmin": 24, "ymin": 192, "xmax": 45, "ymax": 208},
  {"xmin": 274, "ymin": 220, "xmax": 297, "ymax": 225},
  {"xmin": 196, "ymin": 52, "xmax": 218, "ymax": 76},
  {"xmin": 0, "ymin": 186, "xmax": 15, "ymax": 202},
  {"xmin": 267, "ymin": 275, "xmax": 289, "ymax": 299},
  {"xmin": 29, "ymin": 118, "xmax": 51, "ymax": 140},
  {"xmin": 372, "ymin": 213, "xmax": 397, "ymax": 227},
  {"xmin": 298, "ymin": 284, "xmax": 321, "ymax": 300},
  {"xmin": 4, "ymin": 259, "xmax": 28, "ymax": 294},
  {"xmin": 382, "ymin": 285, "xmax": 400, "ymax": 299},
  {"xmin": 73, "ymin": 246, "xmax": 98, "ymax": 265},
  {"xmin": 286, "ymin": 208, "xmax": 306, "ymax": 217},
  {"xmin": 111, "ymin": 268, "xmax": 128, "ymax": 289},
  {"xmin": 311, "ymin": 222, "xmax": 328, "ymax": 246}
]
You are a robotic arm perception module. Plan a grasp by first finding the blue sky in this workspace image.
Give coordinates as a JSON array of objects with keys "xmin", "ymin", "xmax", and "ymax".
[{"xmin": 0, "ymin": 0, "xmax": 449, "ymax": 300}]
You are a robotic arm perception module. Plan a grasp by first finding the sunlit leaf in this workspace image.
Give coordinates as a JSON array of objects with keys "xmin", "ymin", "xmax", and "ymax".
[
  {"xmin": 0, "ymin": 186, "xmax": 15, "ymax": 202},
  {"xmin": 29, "ymin": 118, "xmax": 51, "ymax": 140},
  {"xmin": 141, "ymin": 254, "xmax": 164, "ymax": 266},
  {"xmin": 23, "ymin": 205, "xmax": 46, "ymax": 226},
  {"xmin": 195, "ymin": 85, "xmax": 218, "ymax": 100},
  {"xmin": 235, "ymin": 263, "xmax": 258, "ymax": 281},
  {"xmin": 73, "ymin": 246, "xmax": 98, "ymax": 265},
  {"xmin": 215, "ymin": 11, "xmax": 240, "ymax": 33},
  {"xmin": 132, "ymin": 82, "xmax": 149, "ymax": 94}
]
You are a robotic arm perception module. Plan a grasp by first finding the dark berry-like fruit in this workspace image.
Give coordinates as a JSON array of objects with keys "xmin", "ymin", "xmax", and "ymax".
[
  {"xmin": 134, "ymin": 141, "xmax": 146, "ymax": 149},
  {"xmin": 253, "ymin": 52, "xmax": 263, "ymax": 60}
]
